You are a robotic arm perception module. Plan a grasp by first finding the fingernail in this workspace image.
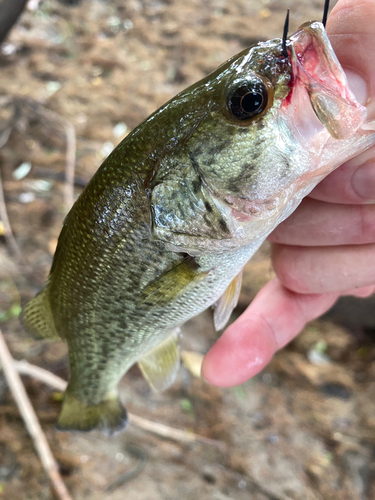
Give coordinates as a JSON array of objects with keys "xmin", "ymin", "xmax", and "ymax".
[{"xmin": 351, "ymin": 161, "xmax": 375, "ymax": 200}]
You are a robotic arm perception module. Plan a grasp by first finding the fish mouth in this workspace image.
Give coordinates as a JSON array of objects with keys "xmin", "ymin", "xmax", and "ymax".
[
  {"xmin": 288, "ymin": 21, "xmax": 366, "ymax": 139},
  {"xmin": 219, "ymin": 23, "xmax": 372, "ymax": 231}
]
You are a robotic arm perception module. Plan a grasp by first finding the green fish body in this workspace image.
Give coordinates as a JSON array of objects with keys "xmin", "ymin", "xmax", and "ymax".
[{"xmin": 21, "ymin": 22, "xmax": 375, "ymax": 435}]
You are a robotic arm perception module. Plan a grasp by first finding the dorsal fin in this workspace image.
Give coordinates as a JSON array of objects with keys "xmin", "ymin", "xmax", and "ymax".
[
  {"xmin": 138, "ymin": 330, "xmax": 180, "ymax": 392},
  {"xmin": 213, "ymin": 270, "xmax": 243, "ymax": 331}
]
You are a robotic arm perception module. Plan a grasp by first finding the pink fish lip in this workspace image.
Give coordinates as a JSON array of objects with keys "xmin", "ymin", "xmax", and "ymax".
[
  {"xmin": 287, "ymin": 21, "xmax": 347, "ymax": 97},
  {"xmin": 230, "ymin": 206, "xmax": 258, "ymax": 222},
  {"xmin": 285, "ymin": 21, "xmax": 366, "ymax": 139},
  {"xmin": 226, "ymin": 196, "xmax": 279, "ymax": 222}
]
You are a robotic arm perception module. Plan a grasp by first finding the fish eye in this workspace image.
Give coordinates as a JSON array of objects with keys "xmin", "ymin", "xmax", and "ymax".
[{"xmin": 227, "ymin": 80, "xmax": 269, "ymax": 121}]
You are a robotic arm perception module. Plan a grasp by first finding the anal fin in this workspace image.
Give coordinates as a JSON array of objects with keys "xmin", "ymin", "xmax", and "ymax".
[
  {"xmin": 138, "ymin": 330, "xmax": 180, "ymax": 392},
  {"xmin": 214, "ymin": 269, "xmax": 243, "ymax": 331}
]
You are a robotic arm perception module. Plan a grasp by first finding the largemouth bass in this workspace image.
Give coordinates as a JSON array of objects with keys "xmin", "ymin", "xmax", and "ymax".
[{"xmin": 21, "ymin": 20, "xmax": 375, "ymax": 436}]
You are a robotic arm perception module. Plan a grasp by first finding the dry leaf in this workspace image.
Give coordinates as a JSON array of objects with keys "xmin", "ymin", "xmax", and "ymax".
[{"xmin": 181, "ymin": 350, "xmax": 204, "ymax": 378}]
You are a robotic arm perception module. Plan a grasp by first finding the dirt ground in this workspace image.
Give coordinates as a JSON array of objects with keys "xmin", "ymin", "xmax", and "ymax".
[{"xmin": 1, "ymin": 0, "xmax": 375, "ymax": 499}]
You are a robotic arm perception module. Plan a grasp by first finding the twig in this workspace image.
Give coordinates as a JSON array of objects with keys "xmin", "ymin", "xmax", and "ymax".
[
  {"xmin": 0, "ymin": 329, "xmax": 73, "ymax": 500},
  {"xmin": 128, "ymin": 413, "xmax": 225, "ymax": 448},
  {"xmin": 0, "ymin": 169, "xmax": 25, "ymax": 263},
  {"xmin": 0, "ymin": 96, "xmax": 13, "ymax": 107},
  {"xmin": 22, "ymin": 100, "xmax": 76, "ymax": 212},
  {"xmin": 12, "ymin": 359, "xmax": 226, "ymax": 449},
  {"xmin": 63, "ymin": 121, "xmax": 76, "ymax": 211},
  {"xmin": 0, "ymin": 96, "xmax": 76, "ymax": 211},
  {"xmin": 45, "ymin": 110, "xmax": 76, "ymax": 212},
  {"xmin": 0, "ymin": 126, "xmax": 11, "ymax": 149},
  {"xmin": 105, "ymin": 445, "xmax": 147, "ymax": 493},
  {"xmin": 14, "ymin": 359, "xmax": 67, "ymax": 392},
  {"xmin": 0, "ymin": 96, "xmax": 14, "ymax": 148}
]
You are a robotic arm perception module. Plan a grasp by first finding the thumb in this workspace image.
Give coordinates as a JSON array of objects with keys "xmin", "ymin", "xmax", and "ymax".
[{"xmin": 201, "ymin": 278, "xmax": 338, "ymax": 387}]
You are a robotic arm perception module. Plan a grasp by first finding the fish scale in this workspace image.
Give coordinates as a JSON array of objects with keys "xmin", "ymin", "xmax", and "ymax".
[{"xmin": 20, "ymin": 21, "xmax": 375, "ymax": 435}]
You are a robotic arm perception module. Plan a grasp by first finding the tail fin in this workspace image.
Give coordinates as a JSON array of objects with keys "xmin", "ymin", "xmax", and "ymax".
[
  {"xmin": 19, "ymin": 289, "xmax": 61, "ymax": 340},
  {"xmin": 56, "ymin": 391, "xmax": 128, "ymax": 436}
]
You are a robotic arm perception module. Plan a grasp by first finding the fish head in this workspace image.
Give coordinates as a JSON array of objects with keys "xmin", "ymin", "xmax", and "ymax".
[{"xmin": 151, "ymin": 21, "xmax": 375, "ymax": 254}]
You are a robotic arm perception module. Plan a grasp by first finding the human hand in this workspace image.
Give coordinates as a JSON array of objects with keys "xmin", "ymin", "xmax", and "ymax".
[{"xmin": 201, "ymin": 0, "xmax": 375, "ymax": 387}]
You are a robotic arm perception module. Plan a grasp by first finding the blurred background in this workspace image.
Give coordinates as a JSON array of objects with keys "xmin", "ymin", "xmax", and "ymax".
[{"xmin": 0, "ymin": 0, "xmax": 375, "ymax": 498}]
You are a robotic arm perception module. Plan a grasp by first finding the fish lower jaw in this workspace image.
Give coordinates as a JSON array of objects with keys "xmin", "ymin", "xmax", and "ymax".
[{"xmin": 289, "ymin": 21, "xmax": 367, "ymax": 140}]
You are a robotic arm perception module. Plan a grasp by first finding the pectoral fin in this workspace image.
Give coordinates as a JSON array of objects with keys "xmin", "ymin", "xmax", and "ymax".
[
  {"xmin": 140, "ymin": 255, "xmax": 207, "ymax": 308},
  {"xmin": 213, "ymin": 270, "xmax": 243, "ymax": 331},
  {"xmin": 138, "ymin": 330, "xmax": 180, "ymax": 392}
]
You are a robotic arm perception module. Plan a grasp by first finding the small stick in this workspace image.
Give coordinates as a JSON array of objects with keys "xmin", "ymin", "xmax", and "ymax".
[
  {"xmin": 0, "ymin": 96, "xmax": 14, "ymax": 148},
  {"xmin": 23, "ymin": 100, "xmax": 77, "ymax": 212},
  {"xmin": 61, "ymin": 119, "xmax": 76, "ymax": 212},
  {"xmin": 128, "ymin": 413, "xmax": 225, "ymax": 448},
  {"xmin": 0, "ymin": 329, "xmax": 73, "ymax": 500},
  {"xmin": 0, "ymin": 170, "xmax": 25, "ymax": 263},
  {"xmin": 2, "ymin": 97, "xmax": 76, "ymax": 211},
  {"xmin": 0, "ymin": 126, "xmax": 11, "ymax": 149},
  {"xmin": 105, "ymin": 445, "xmax": 147, "ymax": 493},
  {"xmin": 14, "ymin": 359, "xmax": 67, "ymax": 392},
  {"xmin": 12, "ymin": 359, "xmax": 225, "ymax": 449}
]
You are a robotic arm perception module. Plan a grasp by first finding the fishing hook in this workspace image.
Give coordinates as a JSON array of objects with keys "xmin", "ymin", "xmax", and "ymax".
[
  {"xmin": 282, "ymin": 9, "xmax": 290, "ymax": 58},
  {"xmin": 322, "ymin": 0, "xmax": 330, "ymax": 27}
]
